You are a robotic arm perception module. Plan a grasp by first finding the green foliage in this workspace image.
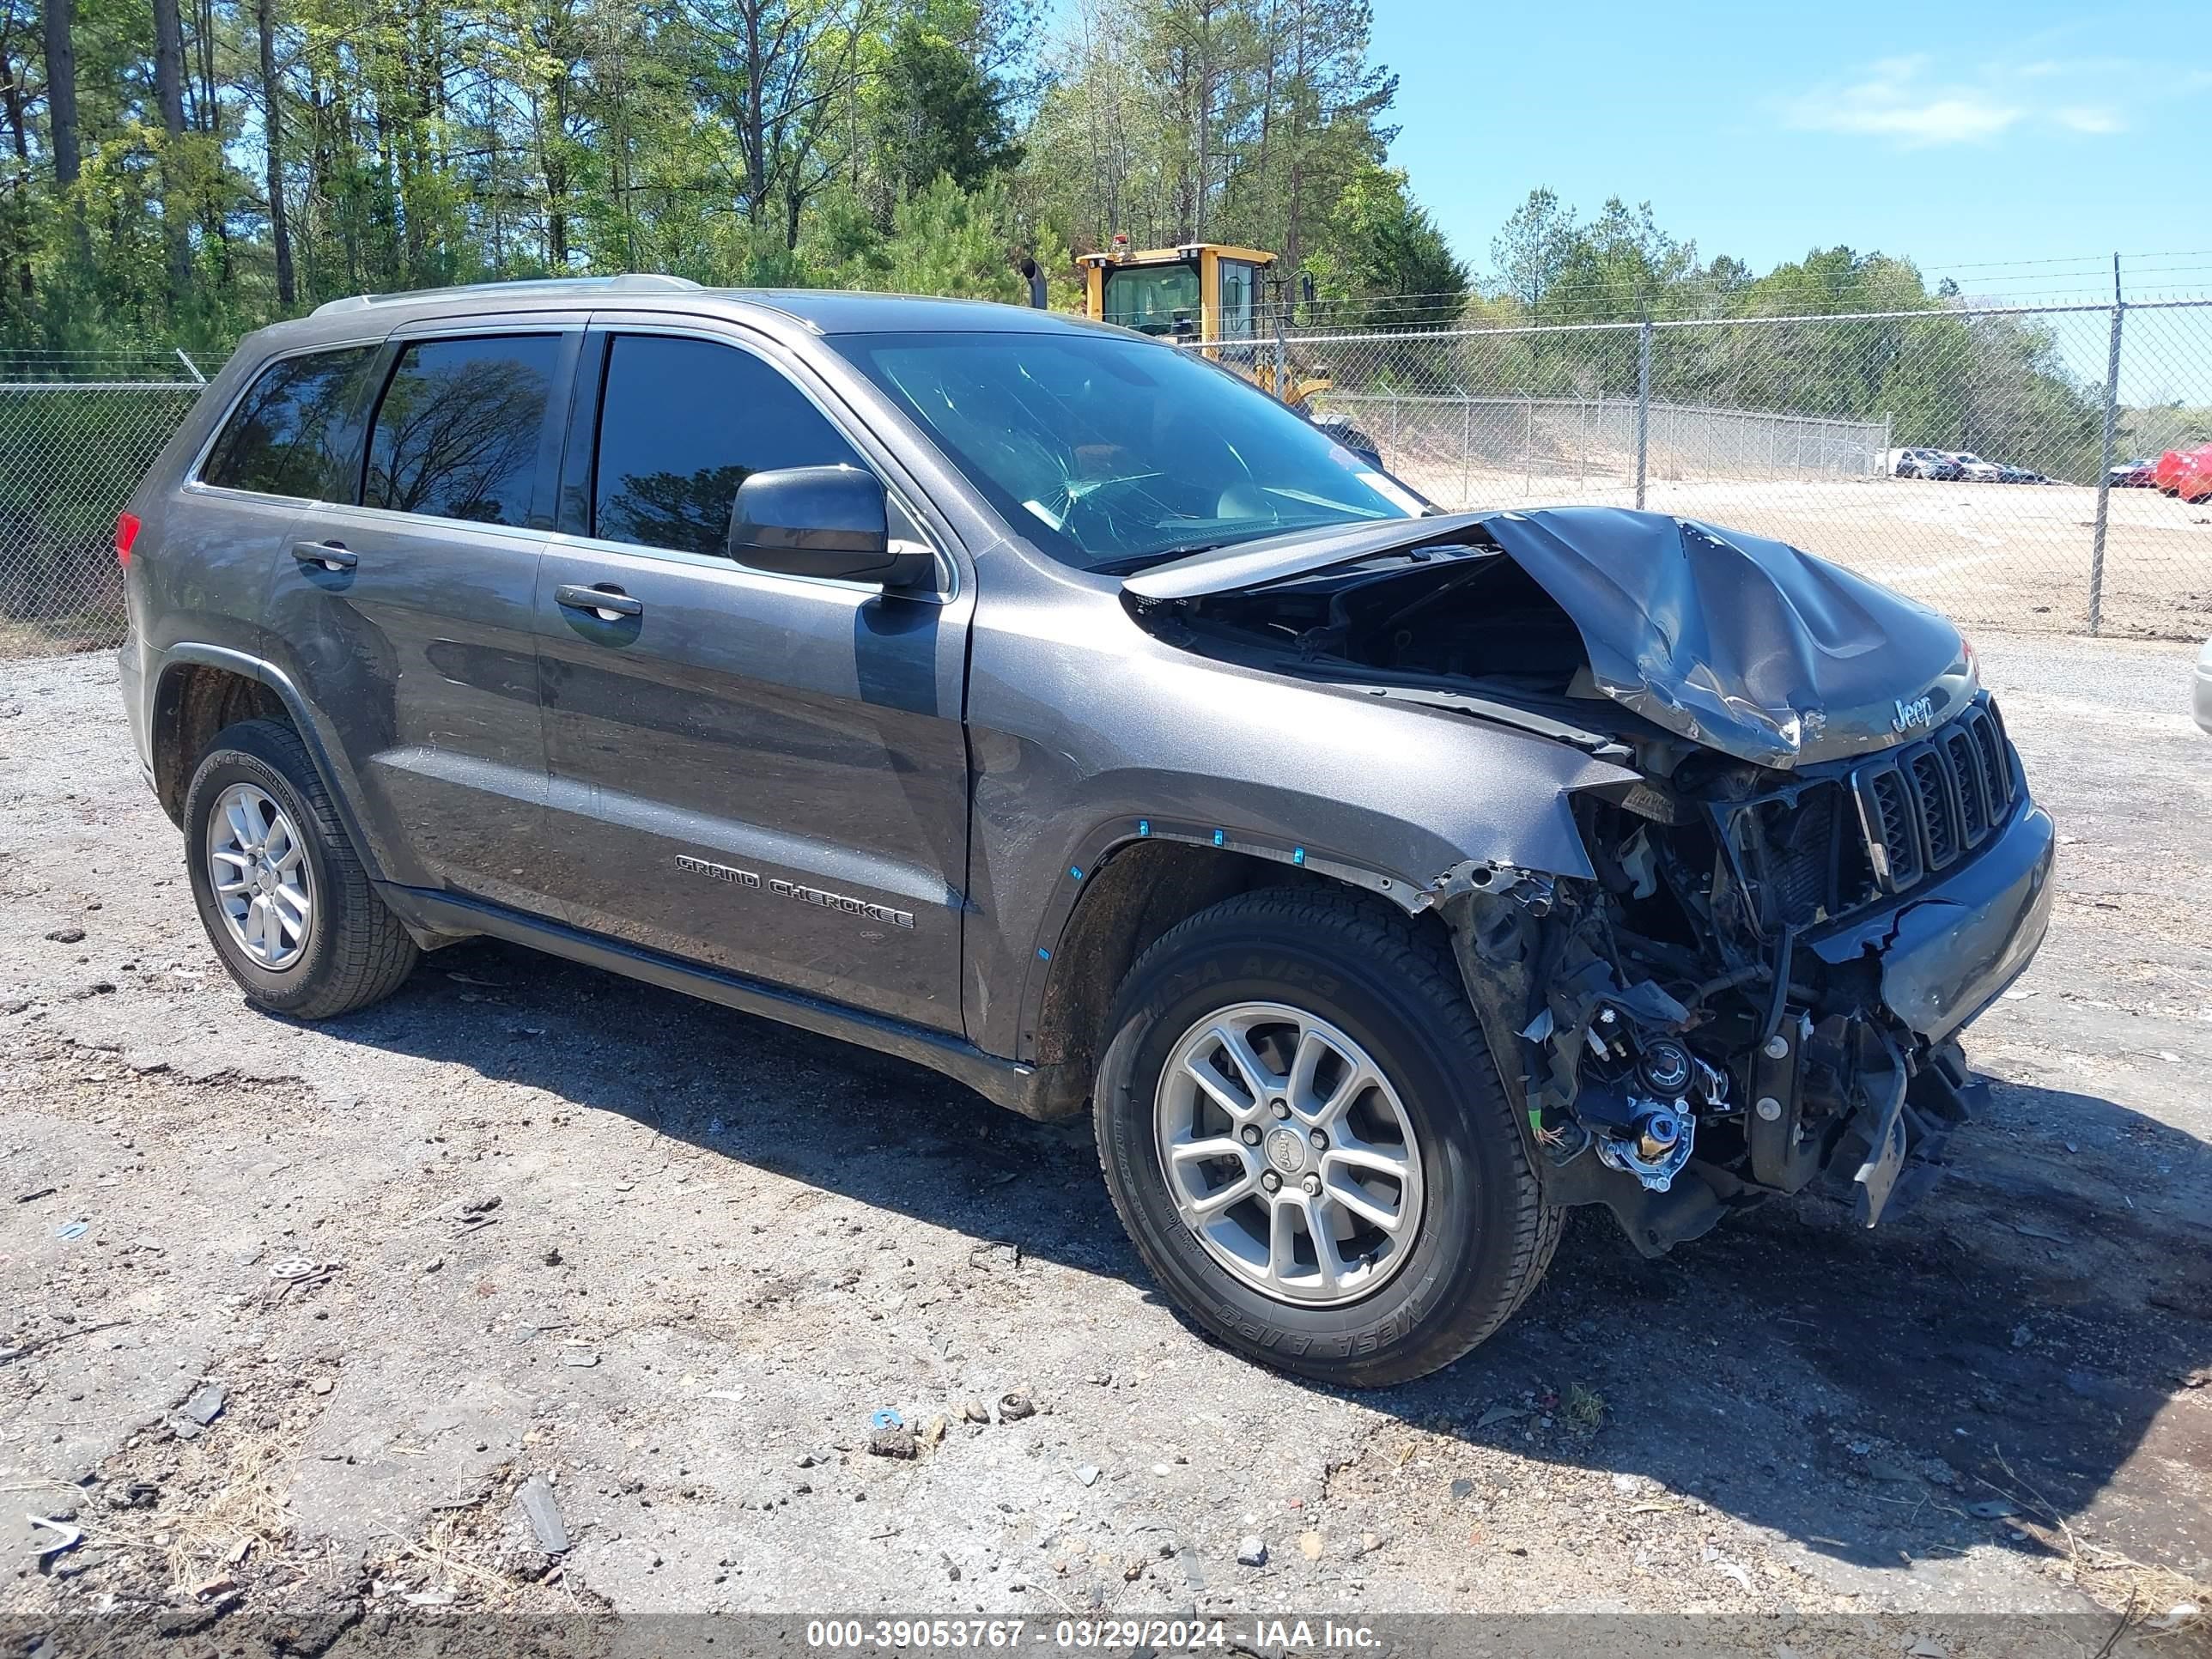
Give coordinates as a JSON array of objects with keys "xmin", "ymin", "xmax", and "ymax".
[
  {"xmin": 1022, "ymin": 0, "xmax": 1399, "ymax": 282},
  {"xmin": 0, "ymin": 0, "xmax": 2120, "ymax": 486},
  {"xmin": 2120, "ymin": 404, "xmax": 2212, "ymax": 459},
  {"xmin": 3, "ymin": 0, "xmax": 1442, "ymax": 351},
  {"xmin": 1466, "ymin": 191, "xmax": 2110, "ymax": 480},
  {"xmin": 877, "ymin": 8, "xmax": 1024, "ymax": 196},
  {"xmin": 1307, "ymin": 163, "xmax": 1467, "ymax": 328},
  {"xmin": 0, "ymin": 0, "xmax": 1074, "ymax": 350}
]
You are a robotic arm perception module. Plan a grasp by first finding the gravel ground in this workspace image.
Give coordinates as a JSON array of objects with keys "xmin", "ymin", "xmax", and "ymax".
[{"xmin": 1, "ymin": 638, "xmax": 2208, "ymax": 1653}]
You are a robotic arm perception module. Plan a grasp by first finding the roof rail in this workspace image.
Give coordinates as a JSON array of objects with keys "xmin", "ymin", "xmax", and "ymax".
[{"xmin": 311, "ymin": 273, "xmax": 702, "ymax": 318}]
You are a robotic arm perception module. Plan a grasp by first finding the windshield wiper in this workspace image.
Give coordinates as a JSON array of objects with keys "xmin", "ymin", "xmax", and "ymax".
[{"xmin": 1087, "ymin": 543, "xmax": 1229, "ymax": 577}]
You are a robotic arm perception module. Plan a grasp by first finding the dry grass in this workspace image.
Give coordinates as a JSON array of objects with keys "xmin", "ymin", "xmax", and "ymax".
[
  {"xmin": 1975, "ymin": 1447, "xmax": 2210, "ymax": 1650},
  {"xmin": 361, "ymin": 1470, "xmax": 570, "ymax": 1612},
  {"xmin": 0, "ymin": 612, "xmax": 121, "ymax": 658},
  {"xmin": 76, "ymin": 1423, "xmax": 297, "ymax": 1597}
]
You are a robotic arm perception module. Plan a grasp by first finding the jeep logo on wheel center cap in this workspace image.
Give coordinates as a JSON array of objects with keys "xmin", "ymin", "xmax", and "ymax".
[{"xmin": 1264, "ymin": 1127, "xmax": 1309, "ymax": 1175}]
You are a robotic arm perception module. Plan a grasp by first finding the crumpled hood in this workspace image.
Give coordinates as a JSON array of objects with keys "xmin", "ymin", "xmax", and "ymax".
[{"xmin": 1125, "ymin": 506, "xmax": 1976, "ymax": 769}]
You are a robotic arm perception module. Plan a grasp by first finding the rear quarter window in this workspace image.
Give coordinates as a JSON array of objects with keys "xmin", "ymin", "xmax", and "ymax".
[{"xmin": 200, "ymin": 347, "xmax": 379, "ymax": 498}]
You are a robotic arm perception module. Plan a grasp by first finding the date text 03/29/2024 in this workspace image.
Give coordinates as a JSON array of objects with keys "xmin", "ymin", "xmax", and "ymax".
[{"xmin": 802, "ymin": 1618, "xmax": 1381, "ymax": 1650}]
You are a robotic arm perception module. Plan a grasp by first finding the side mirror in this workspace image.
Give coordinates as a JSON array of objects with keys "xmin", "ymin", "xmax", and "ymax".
[{"xmin": 726, "ymin": 466, "xmax": 934, "ymax": 588}]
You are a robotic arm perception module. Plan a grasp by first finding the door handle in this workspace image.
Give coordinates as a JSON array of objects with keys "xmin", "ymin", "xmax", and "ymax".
[
  {"xmin": 291, "ymin": 539, "xmax": 356, "ymax": 572},
  {"xmin": 556, "ymin": 582, "xmax": 644, "ymax": 621}
]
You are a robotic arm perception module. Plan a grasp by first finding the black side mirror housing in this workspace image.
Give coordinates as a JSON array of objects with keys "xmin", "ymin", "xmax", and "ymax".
[{"xmin": 727, "ymin": 466, "xmax": 934, "ymax": 588}]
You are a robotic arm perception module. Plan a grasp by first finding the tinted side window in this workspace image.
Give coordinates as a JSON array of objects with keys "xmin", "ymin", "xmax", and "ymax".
[
  {"xmin": 593, "ymin": 335, "xmax": 865, "ymax": 556},
  {"xmin": 203, "ymin": 347, "xmax": 376, "ymax": 497},
  {"xmin": 365, "ymin": 335, "xmax": 561, "ymax": 526}
]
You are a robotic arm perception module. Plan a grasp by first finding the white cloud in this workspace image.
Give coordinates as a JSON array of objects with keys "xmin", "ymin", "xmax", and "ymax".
[
  {"xmin": 2056, "ymin": 106, "xmax": 2124, "ymax": 134},
  {"xmin": 1783, "ymin": 53, "xmax": 2173, "ymax": 148}
]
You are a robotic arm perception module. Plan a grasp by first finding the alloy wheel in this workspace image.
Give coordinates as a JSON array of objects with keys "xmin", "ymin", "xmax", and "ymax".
[
  {"xmin": 205, "ymin": 782, "xmax": 313, "ymax": 970},
  {"xmin": 1153, "ymin": 1000, "xmax": 1425, "ymax": 1306}
]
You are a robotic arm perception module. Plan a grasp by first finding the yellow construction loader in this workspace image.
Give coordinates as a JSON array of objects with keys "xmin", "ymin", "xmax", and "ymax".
[{"xmin": 1078, "ymin": 240, "xmax": 1333, "ymax": 410}]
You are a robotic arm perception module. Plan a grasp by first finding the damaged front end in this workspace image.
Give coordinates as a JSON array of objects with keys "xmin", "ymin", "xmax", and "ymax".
[
  {"xmin": 1434, "ymin": 701, "xmax": 2053, "ymax": 1254},
  {"xmin": 1126, "ymin": 506, "xmax": 2057, "ymax": 1254}
]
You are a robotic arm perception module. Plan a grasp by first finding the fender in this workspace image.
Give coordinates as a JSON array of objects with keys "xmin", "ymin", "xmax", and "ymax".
[
  {"xmin": 972, "ymin": 715, "xmax": 1638, "ymax": 1066},
  {"xmin": 960, "ymin": 544, "xmax": 1644, "ymax": 1065},
  {"xmin": 149, "ymin": 642, "xmax": 392, "ymax": 884}
]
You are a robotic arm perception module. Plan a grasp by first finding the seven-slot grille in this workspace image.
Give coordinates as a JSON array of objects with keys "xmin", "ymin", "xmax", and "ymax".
[{"xmin": 1852, "ymin": 699, "xmax": 2016, "ymax": 893}]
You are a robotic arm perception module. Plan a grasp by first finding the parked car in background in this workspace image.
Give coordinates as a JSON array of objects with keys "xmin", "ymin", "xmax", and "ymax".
[
  {"xmin": 1894, "ymin": 447, "xmax": 1961, "ymax": 480},
  {"xmin": 2154, "ymin": 444, "xmax": 2212, "ymax": 504},
  {"xmin": 1950, "ymin": 452, "xmax": 2002, "ymax": 483},
  {"xmin": 2107, "ymin": 459, "xmax": 2156, "ymax": 489},
  {"xmin": 1995, "ymin": 464, "xmax": 2036, "ymax": 485}
]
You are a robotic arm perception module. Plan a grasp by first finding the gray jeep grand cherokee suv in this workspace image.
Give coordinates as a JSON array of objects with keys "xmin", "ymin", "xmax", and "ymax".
[{"xmin": 116, "ymin": 275, "xmax": 2055, "ymax": 1385}]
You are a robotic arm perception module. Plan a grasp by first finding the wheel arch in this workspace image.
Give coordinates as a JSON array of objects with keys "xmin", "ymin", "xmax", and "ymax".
[
  {"xmin": 1020, "ymin": 831, "xmax": 1448, "ymax": 1119},
  {"xmin": 149, "ymin": 646, "xmax": 383, "ymax": 880}
]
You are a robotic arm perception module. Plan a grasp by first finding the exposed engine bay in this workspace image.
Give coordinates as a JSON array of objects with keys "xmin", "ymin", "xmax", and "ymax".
[{"xmin": 1124, "ymin": 508, "xmax": 2056, "ymax": 1253}]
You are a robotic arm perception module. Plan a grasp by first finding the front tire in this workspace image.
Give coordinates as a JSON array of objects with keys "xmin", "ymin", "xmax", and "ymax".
[
  {"xmin": 1093, "ymin": 889, "xmax": 1559, "ymax": 1387},
  {"xmin": 183, "ymin": 719, "xmax": 419, "ymax": 1019}
]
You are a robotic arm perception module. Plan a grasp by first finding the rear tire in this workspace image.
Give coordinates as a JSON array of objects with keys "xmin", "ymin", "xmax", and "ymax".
[
  {"xmin": 183, "ymin": 718, "xmax": 419, "ymax": 1019},
  {"xmin": 1093, "ymin": 888, "xmax": 1559, "ymax": 1387}
]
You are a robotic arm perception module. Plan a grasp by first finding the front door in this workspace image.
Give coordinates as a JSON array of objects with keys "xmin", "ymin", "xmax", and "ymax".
[
  {"xmin": 266, "ymin": 326, "xmax": 576, "ymax": 912},
  {"xmin": 533, "ymin": 326, "xmax": 970, "ymax": 1034}
]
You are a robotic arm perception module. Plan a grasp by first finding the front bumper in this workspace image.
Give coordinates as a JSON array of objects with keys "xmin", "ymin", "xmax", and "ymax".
[{"xmin": 1804, "ymin": 792, "xmax": 2056, "ymax": 1046}]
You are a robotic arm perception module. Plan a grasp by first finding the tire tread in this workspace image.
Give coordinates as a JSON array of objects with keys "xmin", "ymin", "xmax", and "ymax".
[{"xmin": 187, "ymin": 719, "xmax": 418, "ymax": 1020}]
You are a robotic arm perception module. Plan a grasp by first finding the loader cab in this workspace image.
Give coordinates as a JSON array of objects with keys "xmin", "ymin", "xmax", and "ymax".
[{"xmin": 1081, "ymin": 243, "xmax": 1272, "ymax": 348}]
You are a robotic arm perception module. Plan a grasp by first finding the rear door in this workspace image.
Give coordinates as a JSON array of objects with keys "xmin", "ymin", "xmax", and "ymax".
[
  {"xmin": 532, "ymin": 322, "xmax": 971, "ymax": 1033},
  {"xmin": 264, "ymin": 322, "xmax": 579, "ymax": 910},
  {"xmin": 183, "ymin": 342, "xmax": 384, "ymax": 659}
]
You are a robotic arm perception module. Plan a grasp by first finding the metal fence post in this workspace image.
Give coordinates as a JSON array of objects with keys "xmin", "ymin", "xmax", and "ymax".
[
  {"xmin": 1634, "ymin": 319, "xmax": 1652, "ymax": 510},
  {"xmin": 1460, "ymin": 397, "xmax": 1472, "ymax": 508},
  {"xmin": 1273, "ymin": 314, "xmax": 1291, "ymax": 407},
  {"xmin": 1880, "ymin": 412, "xmax": 1893, "ymax": 479},
  {"xmin": 2087, "ymin": 256, "xmax": 2125, "ymax": 636}
]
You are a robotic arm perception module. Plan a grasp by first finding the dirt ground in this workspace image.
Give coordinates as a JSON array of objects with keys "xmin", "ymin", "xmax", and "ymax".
[{"xmin": 2, "ymin": 639, "xmax": 2209, "ymax": 1655}]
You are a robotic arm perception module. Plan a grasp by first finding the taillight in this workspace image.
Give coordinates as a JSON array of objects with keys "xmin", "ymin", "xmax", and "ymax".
[{"xmin": 115, "ymin": 512, "xmax": 141, "ymax": 566}]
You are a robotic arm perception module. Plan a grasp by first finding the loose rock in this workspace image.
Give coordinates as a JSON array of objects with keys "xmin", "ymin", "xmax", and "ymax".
[
  {"xmin": 179, "ymin": 1382, "xmax": 227, "ymax": 1426},
  {"xmin": 1237, "ymin": 1535, "xmax": 1267, "ymax": 1567},
  {"xmin": 869, "ymin": 1424, "xmax": 918, "ymax": 1460},
  {"xmin": 516, "ymin": 1474, "xmax": 570, "ymax": 1553}
]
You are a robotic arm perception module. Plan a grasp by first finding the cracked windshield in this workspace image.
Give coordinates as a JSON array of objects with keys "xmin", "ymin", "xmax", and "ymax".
[{"xmin": 836, "ymin": 331, "xmax": 1425, "ymax": 571}]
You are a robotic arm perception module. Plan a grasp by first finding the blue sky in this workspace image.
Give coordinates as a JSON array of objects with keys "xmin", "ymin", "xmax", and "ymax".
[{"xmin": 1373, "ymin": 0, "xmax": 2209, "ymax": 302}]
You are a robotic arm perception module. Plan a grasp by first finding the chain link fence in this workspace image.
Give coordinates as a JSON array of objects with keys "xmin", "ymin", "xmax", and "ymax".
[
  {"xmin": 1, "ymin": 356, "xmax": 207, "ymax": 658},
  {"xmin": 1284, "ymin": 298, "xmax": 2212, "ymax": 641},
  {"xmin": 3, "ymin": 300, "xmax": 2209, "ymax": 656}
]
